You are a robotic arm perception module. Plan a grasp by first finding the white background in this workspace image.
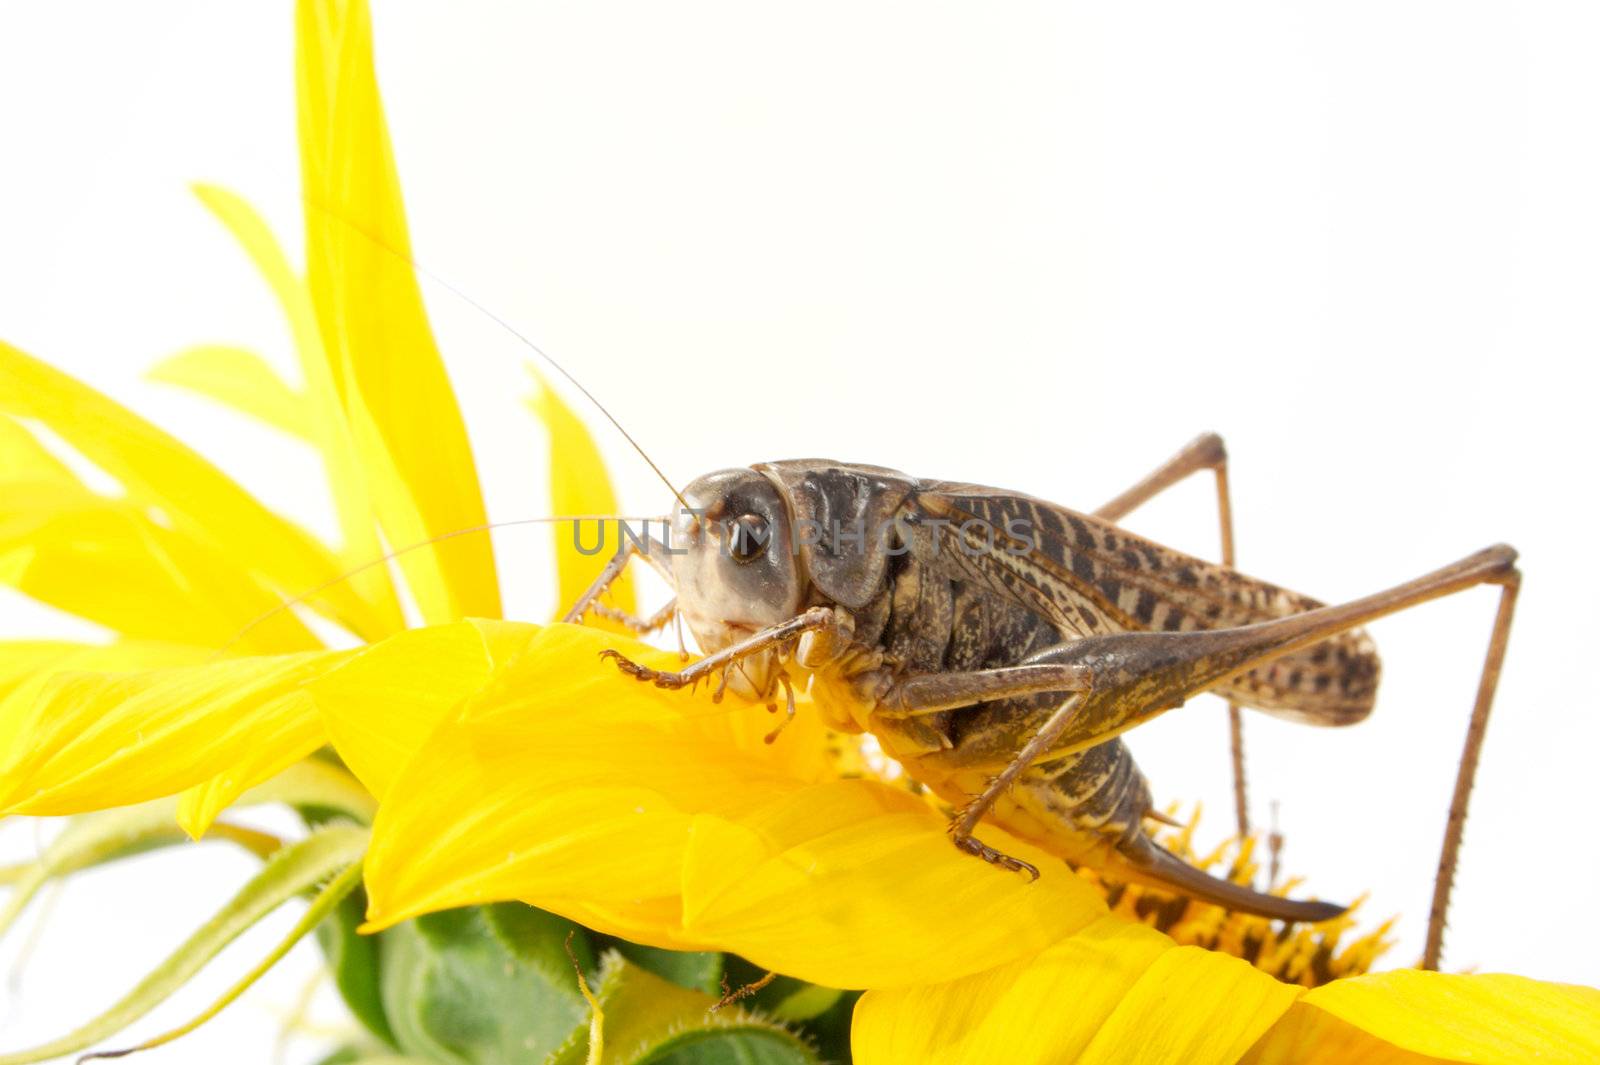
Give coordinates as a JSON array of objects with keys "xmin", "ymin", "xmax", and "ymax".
[{"xmin": 3, "ymin": 2, "xmax": 1598, "ymax": 1060}]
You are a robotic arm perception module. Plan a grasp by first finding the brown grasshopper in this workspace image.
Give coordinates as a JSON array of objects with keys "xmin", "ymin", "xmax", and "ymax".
[
  {"xmin": 207, "ymin": 188, "xmax": 1519, "ymax": 976},
  {"xmin": 280, "ymin": 194, "xmax": 1516, "ymax": 969},
  {"xmin": 563, "ymin": 435, "xmax": 1519, "ymax": 970}
]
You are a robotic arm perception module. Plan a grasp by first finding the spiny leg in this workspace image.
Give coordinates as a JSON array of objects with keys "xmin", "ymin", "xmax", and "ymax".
[
  {"xmin": 974, "ymin": 546, "xmax": 1523, "ymax": 764},
  {"xmin": 948, "ymin": 694, "xmax": 1086, "ymax": 881},
  {"xmin": 878, "ymin": 656, "xmax": 1094, "ymax": 875},
  {"xmin": 876, "ymin": 652, "xmax": 1097, "ymax": 877},
  {"xmin": 1226, "ymin": 701, "xmax": 1247, "ymax": 837},
  {"xmin": 933, "ymin": 545, "xmax": 1519, "ymax": 958},
  {"xmin": 589, "ymin": 598, "xmax": 679, "ymax": 635},
  {"xmin": 562, "ymin": 539, "xmax": 637, "ymax": 624},
  {"xmin": 561, "ymin": 526, "xmax": 677, "ymax": 626},
  {"xmin": 765, "ymin": 671, "xmax": 797, "ymax": 744},
  {"xmin": 711, "ymin": 970, "xmax": 778, "ymax": 1012},
  {"xmin": 1093, "ymin": 431, "xmax": 1251, "ymax": 837},
  {"xmin": 1267, "ymin": 801, "xmax": 1283, "ymax": 887},
  {"xmin": 1092, "ymin": 432, "xmax": 1231, "ymax": 554},
  {"xmin": 600, "ymin": 606, "xmax": 839, "ymax": 691},
  {"xmin": 878, "ymin": 661, "xmax": 1092, "ymax": 718},
  {"xmin": 1423, "ymin": 570, "xmax": 1519, "ymax": 971}
]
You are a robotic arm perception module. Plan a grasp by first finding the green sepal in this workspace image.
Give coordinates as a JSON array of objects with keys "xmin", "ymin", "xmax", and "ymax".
[
  {"xmin": 313, "ymin": 1052, "xmax": 435, "ymax": 1065},
  {"xmin": 771, "ymin": 983, "xmax": 845, "ymax": 1024},
  {"xmin": 379, "ymin": 903, "xmax": 595, "ymax": 1065},
  {"xmin": 717, "ymin": 956, "xmax": 843, "ymax": 1022},
  {"xmin": 317, "ymin": 883, "xmax": 397, "ymax": 1047},
  {"xmin": 596, "ymin": 937, "xmax": 722, "ymax": 995},
  {"xmin": 793, "ymin": 989, "xmax": 862, "ymax": 1065},
  {"xmin": 717, "ymin": 957, "xmax": 858, "ymax": 1063},
  {"xmin": 549, "ymin": 953, "xmax": 820, "ymax": 1065}
]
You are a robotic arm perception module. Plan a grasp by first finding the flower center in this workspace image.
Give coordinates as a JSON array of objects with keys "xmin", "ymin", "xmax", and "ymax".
[{"xmin": 1075, "ymin": 806, "xmax": 1394, "ymax": 988}]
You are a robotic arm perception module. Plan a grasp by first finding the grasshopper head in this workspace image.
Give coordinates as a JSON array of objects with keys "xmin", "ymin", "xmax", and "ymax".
[{"xmin": 671, "ymin": 468, "xmax": 806, "ymax": 700}]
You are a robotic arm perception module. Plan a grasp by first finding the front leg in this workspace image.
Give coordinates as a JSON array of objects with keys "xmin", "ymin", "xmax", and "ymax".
[
  {"xmin": 599, "ymin": 606, "xmax": 840, "ymax": 692},
  {"xmin": 562, "ymin": 529, "xmax": 677, "ymax": 626},
  {"xmin": 589, "ymin": 598, "xmax": 679, "ymax": 636},
  {"xmin": 562, "ymin": 539, "xmax": 638, "ymax": 625}
]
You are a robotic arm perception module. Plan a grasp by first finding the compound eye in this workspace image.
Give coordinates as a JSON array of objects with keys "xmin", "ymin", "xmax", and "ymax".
[{"xmin": 728, "ymin": 513, "xmax": 770, "ymax": 563}]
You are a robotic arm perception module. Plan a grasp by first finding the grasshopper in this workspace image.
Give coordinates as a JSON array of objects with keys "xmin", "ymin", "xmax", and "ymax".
[
  {"xmin": 273, "ymin": 196, "xmax": 1515, "ymax": 971},
  {"xmin": 563, "ymin": 436, "xmax": 1519, "ymax": 970}
]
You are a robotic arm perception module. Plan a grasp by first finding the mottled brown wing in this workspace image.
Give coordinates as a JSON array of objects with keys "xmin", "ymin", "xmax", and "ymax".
[{"xmin": 914, "ymin": 481, "xmax": 1379, "ymax": 726}]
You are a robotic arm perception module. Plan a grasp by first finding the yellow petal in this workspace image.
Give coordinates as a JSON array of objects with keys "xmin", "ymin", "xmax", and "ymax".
[
  {"xmin": 0, "ymin": 641, "xmax": 83, "ymax": 698},
  {"xmin": 188, "ymin": 183, "xmax": 402, "ymax": 637},
  {"xmin": 678, "ymin": 779, "xmax": 1105, "ymax": 989},
  {"xmin": 361, "ymin": 623, "xmax": 1107, "ymax": 989},
  {"xmin": 1075, "ymin": 945, "xmax": 1299, "ymax": 1065},
  {"xmin": 1243, "ymin": 969, "xmax": 1600, "ymax": 1065},
  {"xmin": 528, "ymin": 370, "xmax": 636, "ymax": 624},
  {"xmin": 296, "ymin": 0, "xmax": 500, "ymax": 625},
  {"xmin": 0, "ymin": 642, "xmax": 139, "ymax": 760},
  {"xmin": 0, "ymin": 648, "xmax": 350, "ymax": 818},
  {"xmin": 311, "ymin": 618, "xmax": 538, "ymax": 800},
  {"xmin": 147, "ymin": 345, "xmax": 311, "ymax": 442},
  {"xmin": 0, "ymin": 339, "xmax": 384, "ymax": 639},
  {"xmin": 173, "ymin": 688, "xmax": 325, "ymax": 837},
  {"xmin": 1, "ymin": 478, "xmax": 320, "ymax": 652},
  {"xmin": 1240, "ymin": 1002, "xmax": 1432, "ymax": 1065},
  {"xmin": 0, "ymin": 415, "xmax": 76, "ymax": 482},
  {"xmin": 852, "ymin": 916, "xmax": 1296, "ymax": 1065},
  {"xmin": 0, "ymin": 642, "xmax": 212, "ymax": 777}
]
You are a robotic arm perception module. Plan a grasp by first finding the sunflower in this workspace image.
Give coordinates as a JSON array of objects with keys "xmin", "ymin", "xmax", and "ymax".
[{"xmin": 3, "ymin": 2, "xmax": 1598, "ymax": 1063}]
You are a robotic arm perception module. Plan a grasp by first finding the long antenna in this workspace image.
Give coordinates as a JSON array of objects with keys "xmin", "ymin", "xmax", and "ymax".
[
  {"xmin": 215, "ymin": 192, "xmax": 698, "ymax": 652},
  {"xmin": 303, "ymin": 193, "xmax": 693, "ymax": 515},
  {"xmin": 218, "ymin": 514, "xmax": 660, "ymax": 655}
]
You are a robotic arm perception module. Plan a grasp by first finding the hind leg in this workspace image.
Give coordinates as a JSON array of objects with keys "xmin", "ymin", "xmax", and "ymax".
[
  {"xmin": 1092, "ymin": 432, "xmax": 1252, "ymax": 836},
  {"xmin": 925, "ymin": 546, "xmax": 1519, "ymax": 962}
]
